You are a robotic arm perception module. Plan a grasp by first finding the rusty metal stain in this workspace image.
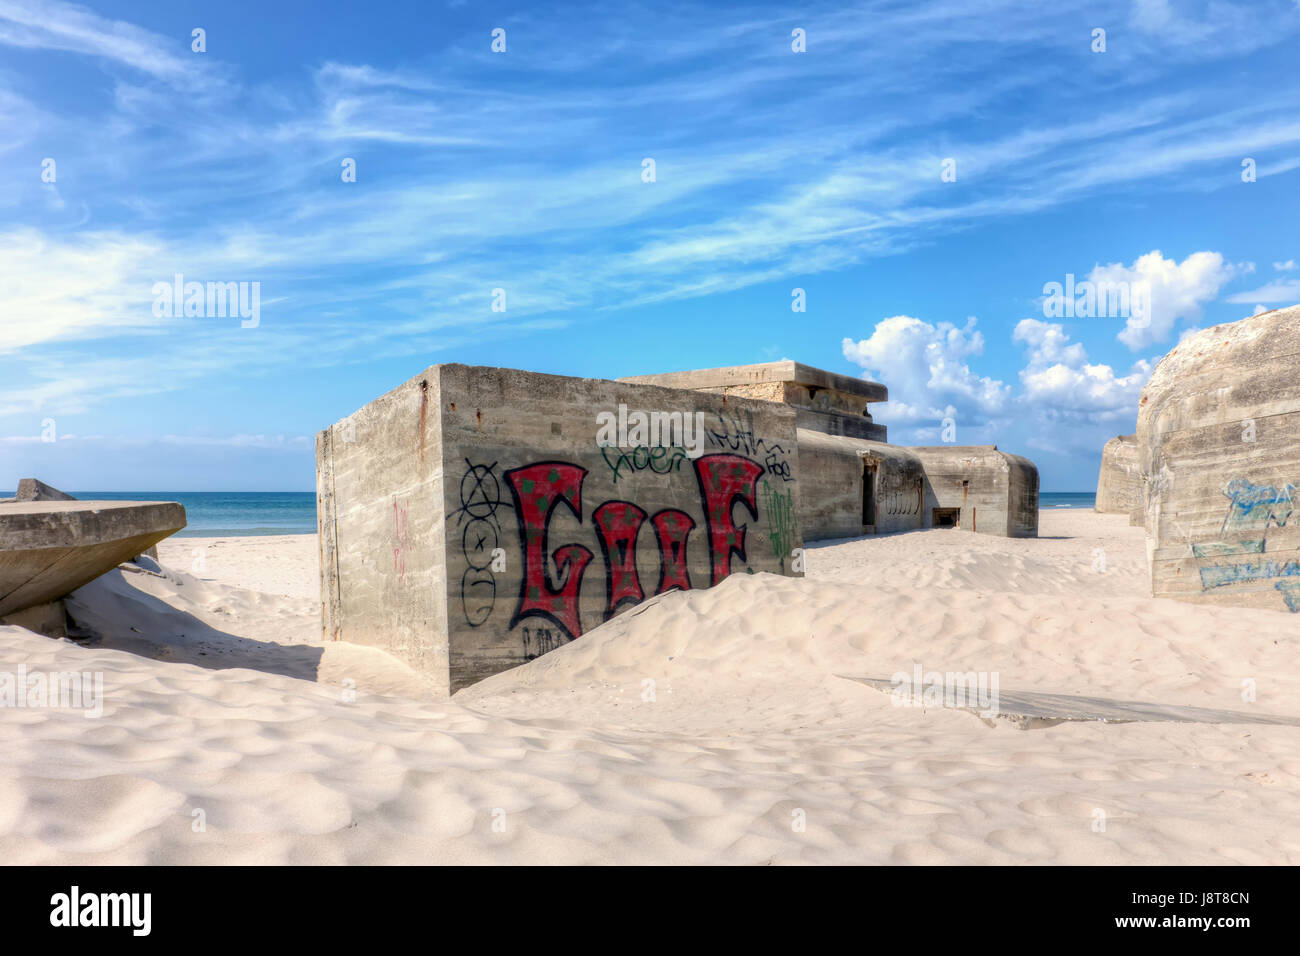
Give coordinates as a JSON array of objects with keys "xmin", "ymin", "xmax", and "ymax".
[{"xmin": 418, "ymin": 379, "xmax": 429, "ymax": 464}]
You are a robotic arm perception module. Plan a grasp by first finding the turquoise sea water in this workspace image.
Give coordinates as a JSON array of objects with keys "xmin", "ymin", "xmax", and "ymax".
[
  {"xmin": 5, "ymin": 490, "xmax": 1096, "ymax": 537},
  {"xmin": 1039, "ymin": 492, "xmax": 1096, "ymax": 510},
  {"xmin": 57, "ymin": 492, "xmax": 318, "ymax": 538}
]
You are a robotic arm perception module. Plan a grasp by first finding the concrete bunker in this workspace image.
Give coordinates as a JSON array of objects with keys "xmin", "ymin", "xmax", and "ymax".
[
  {"xmin": 319, "ymin": 359, "xmax": 1041, "ymax": 693},
  {"xmin": 1095, "ymin": 434, "xmax": 1142, "ymax": 524},
  {"xmin": 317, "ymin": 364, "xmax": 806, "ymax": 694},
  {"xmin": 1136, "ymin": 304, "xmax": 1300, "ymax": 613}
]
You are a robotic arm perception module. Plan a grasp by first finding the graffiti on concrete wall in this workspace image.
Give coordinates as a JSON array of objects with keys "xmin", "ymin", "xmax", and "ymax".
[
  {"xmin": 597, "ymin": 443, "xmax": 690, "ymax": 484},
  {"xmin": 882, "ymin": 481, "xmax": 922, "ymax": 517},
  {"xmin": 521, "ymin": 625, "xmax": 565, "ymax": 660},
  {"xmin": 759, "ymin": 477, "xmax": 796, "ymax": 572},
  {"xmin": 500, "ymin": 453, "xmax": 767, "ymax": 647},
  {"xmin": 1193, "ymin": 478, "xmax": 1300, "ymax": 611},
  {"xmin": 393, "ymin": 497, "xmax": 410, "ymax": 580},
  {"xmin": 455, "ymin": 459, "xmax": 503, "ymax": 626},
  {"xmin": 704, "ymin": 410, "xmax": 794, "ymax": 482}
]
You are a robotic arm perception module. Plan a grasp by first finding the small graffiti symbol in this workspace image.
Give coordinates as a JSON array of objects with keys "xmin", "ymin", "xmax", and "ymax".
[
  {"xmin": 457, "ymin": 460, "xmax": 502, "ymax": 523},
  {"xmin": 458, "ymin": 460, "xmax": 502, "ymax": 626},
  {"xmin": 522, "ymin": 625, "xmax": 566, "ymax": 660},
  {"xmin": 393, "ymin": 497, "xmax": 410, "ymax": 578}
]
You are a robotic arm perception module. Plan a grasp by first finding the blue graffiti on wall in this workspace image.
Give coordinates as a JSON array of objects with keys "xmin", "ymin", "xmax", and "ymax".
[
  {"xmin": 1219, "ymin": 479, "xmax": 1294, "ymax": 533},
  {"xmin": 1195, "ymin": 479, "xmax": 1300, "ymax": 611}
]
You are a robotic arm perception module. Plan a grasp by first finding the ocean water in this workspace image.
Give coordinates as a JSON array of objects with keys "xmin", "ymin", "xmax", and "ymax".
[
  {"xmin": 60, "ymin": 492, "xmax": 318, "ymax": 538},
  {"xmin": 1039, "ymin": 492, "xmax": 1096, "ymax": 510},
  {"xmin": 6, "ymin": 489, "xmax": 1096, "ymax": 536}
]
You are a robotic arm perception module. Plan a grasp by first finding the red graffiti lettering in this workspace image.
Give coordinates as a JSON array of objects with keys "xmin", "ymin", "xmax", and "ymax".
[
  {"xmin": 650, "ymin": 508, "xmax": 694, "ymax": 593},
  {"xmin": 504, "ymin": 462, "xmax": 593, "ymax": 640},
  {"xmin": 694, "ymin": 454, "xmax": 764, "ymax": 586},
  {"xmin": 593, "ymin": 500, "xmax": 647, "ymax": 619}
]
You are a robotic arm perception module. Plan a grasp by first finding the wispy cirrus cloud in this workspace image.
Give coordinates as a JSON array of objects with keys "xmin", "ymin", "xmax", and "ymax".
[{"xmin": 3, "ymin": 0, "xmax": 1300, "ymax": 439}]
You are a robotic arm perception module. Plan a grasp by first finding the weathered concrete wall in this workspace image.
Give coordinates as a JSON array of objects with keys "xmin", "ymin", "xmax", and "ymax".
[
  {"xmin": 797, "ymin": 432, "xmax": 924, "ymax": 540},
  {"xmin": 316, "ymin": 372, "xmax": 449, "ymax": 691},
  {"xmin": 1137, "ymin": 305, "xmax": 1300, "ymax": 612},
  {"xmin": 319, "ymin": 364, "xmax": 804, "ymax": 693},
  {"xmin": 1095, "ymin": 434, "xmax": 1142, "ymax": 520},
  {"xmin": 909, "ymin": 446, "xmax": 1039, "ymax": 537},
  {"xmin": 619, "ymin": 361, "xmax": 888, "ymax": 441}
]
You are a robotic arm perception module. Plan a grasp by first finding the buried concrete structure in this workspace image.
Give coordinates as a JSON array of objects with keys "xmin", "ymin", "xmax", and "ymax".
[
  {"xmin": 317, "ymin": 364, "xmax": 804, "ymax": 694},
  {"xmin": 0, "ymin": 487, "xmax": 187, "ymax": 636},
  {"xmin": 620, "ymin": 360, "xmax": 888, "ymax": 440},
  {"xmin": 1137, "ymin": 304, "xmax": 1300, "ymax": 613},
  {"xmin": 1095, "ymin": 434, "xmax": 1142, "ymax": 523},
  {"xmin": 625, "ymin": 362, "xmax": 1039, "ymax": 541},
  {"xmin": 794, "ymin": 436, "xmax": 1037, "ymax": 539},
  {"xmin": 320, "ymin": 360, "xmax": 1041, "ymax": 692}
]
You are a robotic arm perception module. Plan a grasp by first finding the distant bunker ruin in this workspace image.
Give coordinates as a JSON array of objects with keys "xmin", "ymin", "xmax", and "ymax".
[
  {"xmin": 1137, "ymin": 305, "xmax": 1300, "ymax": 614},
  {"xmin": 1095, "ymin": 434, "xmax": 1142, "ymax": 523},
  {"xmin": 318, "ymin": 361, "xmax": 1039, "ymax": 692}
]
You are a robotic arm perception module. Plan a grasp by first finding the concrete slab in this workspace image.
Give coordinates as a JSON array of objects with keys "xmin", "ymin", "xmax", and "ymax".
[
  {"xmin": 619, "ymin": 361, "xmax": 889, "ymax": 441},
  {"xmin": 0, "ymin": 500, "xmax": 187, "ymax": 619},
  {"xmin": 841, "ymin": 676, "xmax": 1300, "ymax": 729},
  {"xmin": 620, "ymin": 361, "xmax": 888, "ymax": 402}
]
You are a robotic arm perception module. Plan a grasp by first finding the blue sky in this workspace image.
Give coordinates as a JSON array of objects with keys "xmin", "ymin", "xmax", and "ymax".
[{"xmin": 2, "ymin": 0, "xmax": 1299, "ymax": 492}]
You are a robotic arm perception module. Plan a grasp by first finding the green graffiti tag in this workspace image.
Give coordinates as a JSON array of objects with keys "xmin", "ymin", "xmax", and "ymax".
[
  {"xmin": 599, "ymin": 443, "xmax": 690, "ymax": 484},
  {"xmin": 759, "ymin": 478, "xmax": 796, "ymax": 572}
]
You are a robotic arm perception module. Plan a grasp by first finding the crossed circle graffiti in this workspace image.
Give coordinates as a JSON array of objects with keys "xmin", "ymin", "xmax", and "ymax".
[{"xmin": 459, "ymin": 462, "xmax": 501, "ymax": 627}]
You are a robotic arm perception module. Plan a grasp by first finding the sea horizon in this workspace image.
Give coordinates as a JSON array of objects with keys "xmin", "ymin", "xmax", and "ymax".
[{"xmin": 6, "ymin": 489, "xmax": 1101, "ymax": 537}]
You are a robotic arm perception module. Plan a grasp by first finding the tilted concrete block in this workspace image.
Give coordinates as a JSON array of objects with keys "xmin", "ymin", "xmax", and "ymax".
[{"xmin": 0, "ymin": 499, "xmax": 187, "ymax": 620}]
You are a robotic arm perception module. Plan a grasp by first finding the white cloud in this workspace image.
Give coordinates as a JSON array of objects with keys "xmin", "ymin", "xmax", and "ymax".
[
  {"xmin": 0, "ymin": 229, "xmax": 167, "ymax": 352},
  {"xmin": 1015, "ymin": 319, "xmax": 1150, "ymax": 420},
  {"xmin": 1226, "ymin": 278, "xmax": 1300, "ymax": 305},
  {"xmin": 842, "ymin": 315, "xmax": 1010, "ymax": 426},
  {"xmin": 1273, "ymin": 260, "xmax": 1296, "ymax": 272},
  {"xmin": 1088, "ymin": 250, "xmax": 1247, "ymax": 350},
  {"xmin": 0, "ymin": 0, "xmax": 211, "ymax": 88}
]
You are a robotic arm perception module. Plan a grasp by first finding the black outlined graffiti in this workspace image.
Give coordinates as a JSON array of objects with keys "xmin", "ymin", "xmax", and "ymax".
[
  {"xmin": 457, "ymin": 459, "xmax": 502, "ymax": 626},
  {"xmin": 598, "ymin": 443, "xmax": 689, "ymax": 484},
  {"xmin": 521, "ymin": 625, "xmax": 566, "ymax": 660},
  {"xmin": 705, "ymin": 410, "xmax": 793, "ymax": 482}
]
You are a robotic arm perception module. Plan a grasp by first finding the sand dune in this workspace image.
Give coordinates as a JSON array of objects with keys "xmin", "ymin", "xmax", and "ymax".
[{"xmin": 1, "ymin": 511, "xmax": 1297, "ymax": 864}]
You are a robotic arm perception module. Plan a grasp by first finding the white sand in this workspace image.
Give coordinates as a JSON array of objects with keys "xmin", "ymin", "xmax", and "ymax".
[{"xmin": 1, "ymin": 512, "xmax": 1297, "ymax": 864}]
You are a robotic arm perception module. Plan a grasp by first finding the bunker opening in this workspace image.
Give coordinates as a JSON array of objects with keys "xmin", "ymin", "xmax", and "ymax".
[
  {"xmin": 862, "ymin": 461, "xmax": 877, "ymax": 527},
  {"xmin": 932, "ymin": 507, "xmax": 961, "ymax": 529}
]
